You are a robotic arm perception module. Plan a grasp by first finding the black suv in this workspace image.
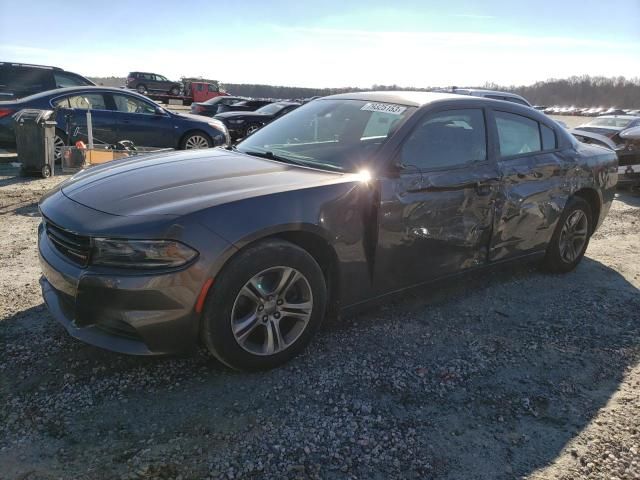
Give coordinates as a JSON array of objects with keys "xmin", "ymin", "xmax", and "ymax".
[
  {"xmin": 0, "ymin": 62, "xmax": 94, "ymax": 100},
  {"xmin": 126, "ymin": 72, "xmax": 182, "ymax": 95}
]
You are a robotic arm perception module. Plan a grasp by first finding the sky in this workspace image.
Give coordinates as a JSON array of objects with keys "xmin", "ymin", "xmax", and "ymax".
[{"xmin": 1, "ymin": 0, "xmax": 639, "ymax": 89}]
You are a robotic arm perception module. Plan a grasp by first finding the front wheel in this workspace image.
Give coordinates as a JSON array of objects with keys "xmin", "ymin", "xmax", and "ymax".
[
  {"xmin": 542, "ymin": 196, "xmax": 592, "ymax": 273},
  {"xmin": 201, "ymin": 239, "xmax": 327, "ymax": 371},
  {"xmin": 181, "ymin": 131, "xmax": 212, "ymax": 149},
  {"xmin": 169, "ymin": 86, "xmax": 181, "ymax": 96}
]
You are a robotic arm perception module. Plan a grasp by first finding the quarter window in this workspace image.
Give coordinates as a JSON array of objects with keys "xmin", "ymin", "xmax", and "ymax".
[
  {"xmin": 401, "ymin": 109, "xmax": 487, "ymax": 169},
  {"xmin": 495, "ymin": 112, "xmax": 541, "ymax": 156}
]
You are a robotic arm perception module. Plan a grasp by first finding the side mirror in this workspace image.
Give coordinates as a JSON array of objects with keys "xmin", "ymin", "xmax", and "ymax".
[{"xmin": 155, "ymin": 107, "xmax": 165, "ymax": 115}]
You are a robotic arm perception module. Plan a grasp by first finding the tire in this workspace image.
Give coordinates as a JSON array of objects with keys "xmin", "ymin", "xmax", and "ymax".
[
  {"xmin": 201, "ymin": 239, "xmax": 327, "ymax": 371},
  {"xmin": 136, "ymin": 84, "xmax": 147, "ymax": 94},
  {"xmin": 41, "ymin": 165, "xmax": 51, "ymax": 178},
  {"xmin": 180, "ymin": 131, "xmax": 212, "ymax": 150},
  {"xmin": 542, "ymin": 196, "xmax": 592, "ymax": 273},
  {"xmin": 169, "ymin": 86, "xmax": 181, "ymax": 96},
  {"xmin": 244, "ymin": 123, "xmax": 261, "ymax": 137}
]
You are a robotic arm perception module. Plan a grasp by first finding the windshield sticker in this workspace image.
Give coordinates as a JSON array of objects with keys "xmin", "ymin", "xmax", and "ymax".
[{"xmin": 360, "ymin": 102, "xmax": 407, "ymax": 115}]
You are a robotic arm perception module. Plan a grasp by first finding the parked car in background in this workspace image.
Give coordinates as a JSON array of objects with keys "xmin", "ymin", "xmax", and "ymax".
[
  {"xmin": 126, "ymin": 72, "xmax": 182, "ymax": 95},
  {"xmin": 0, "ymin": 86, "xmax": 228, "ymax": 157},
  {"xmin": 214, "ymin": 101, "xmax": 301, "ymax": 139},
  {"xmin": 572, "ymin": 117, "xmax": 640, "ymax": 189},
  {"xmin": 451, "ymin": 88, "xmax": 532, "ymax": 106},
  {"xmin": 574, "ymin": 115, "xmax": 640, "ymax": 137},
  {"xmin": 0, "ymin": 62, "xmax": 94, "ymax": 100},
  {"xmin": 216, "ymin": 99, "xmax": 273, "ymax": 113},
  {"xmin": 38, "ymin": 91, "xmax": 616, "ymax": 370},
  {"xmin": 191, "ymin": 96, "xmax": 249, "ymax": 117},
  {"xmin": 599, "ymin": 108, "xmax": 626, "ymax": 116}
]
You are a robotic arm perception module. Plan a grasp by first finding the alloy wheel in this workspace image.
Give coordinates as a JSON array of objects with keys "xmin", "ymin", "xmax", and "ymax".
[
  {"xmin": 53, "ymin": 135, "xmax": 65, "ymax": 161},
  {"xmin": 559, "ymin": 210, "xmax": 588, "ymax": 263},
  {"xmin": 184, "ymin": 135, "xmax": 210, "ymax": 149},
  {"xmin": 231, "ymin": 266, "xmax": 313, "ymax": 356}
]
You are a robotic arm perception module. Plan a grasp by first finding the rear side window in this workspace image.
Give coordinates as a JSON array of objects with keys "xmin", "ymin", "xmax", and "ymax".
[
  {"xmin": 402, "ymin": 109, "xmax": 487, "ymax": 170},
  {"xmin": 53, "ymin": 93, "xmax": 107, "ymax": 110},
  {"xmin": 495, "ymin": 112, "xmax": 541, "ymax": 156},
  {"xmin": 541, "ymin": 124, "xmax": 556, "ymax": 150}
]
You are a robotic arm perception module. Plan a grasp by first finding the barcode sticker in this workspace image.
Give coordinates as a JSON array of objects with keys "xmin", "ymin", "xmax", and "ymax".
[{"xmin": 360, "ymin": 102, "xmax": 407, "ymax": 115}]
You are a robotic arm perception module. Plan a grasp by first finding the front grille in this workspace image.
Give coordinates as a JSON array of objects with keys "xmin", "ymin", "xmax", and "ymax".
[{"xmin": 44, "ymin": 219, "xmax": 91, "ymax": 266}]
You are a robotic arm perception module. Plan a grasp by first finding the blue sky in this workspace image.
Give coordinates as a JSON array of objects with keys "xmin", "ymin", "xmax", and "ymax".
[{"xmin": 1, "ymin": 0, "xmax": 639, "ymax": 88}]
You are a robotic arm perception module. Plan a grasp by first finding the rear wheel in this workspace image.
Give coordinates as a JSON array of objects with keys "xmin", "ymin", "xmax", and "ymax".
[
  {"xmin": 136, "ymin": 84, "xmax": 147, "ymax": 94},
  {"xmin": 542, "ymin": 196, "xmax": 592, "ymax": 273},
  {"xmin": 201, "ymin": 240, "xmax": 327, "ymax": 371},
  {"xmin": 53, "ymin": 130, "xmax": 67, "ymax": 162},
  {"xmin": 181, "ymin": 131, "xmax": 212, "ymax": 149}
]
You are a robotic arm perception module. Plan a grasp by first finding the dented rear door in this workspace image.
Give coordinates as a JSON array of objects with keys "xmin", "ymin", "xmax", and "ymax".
[{"xmin": 488, "ymin": 109, "xmax": 572, "ymax": 261}]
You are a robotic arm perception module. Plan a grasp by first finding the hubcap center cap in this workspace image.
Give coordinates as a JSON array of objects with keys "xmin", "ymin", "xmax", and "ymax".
[{"xmin": 263, "ymin": 300, "xmax": 277, "ymax": 315}]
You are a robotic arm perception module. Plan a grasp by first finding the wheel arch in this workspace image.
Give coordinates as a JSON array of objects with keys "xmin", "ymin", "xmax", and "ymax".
[
  {"xmin": 572, "ymin": 187, "xmax": 602, "ymax": 233},
  {"xmin": 211, "ymin": 226, "xmax": 341, "ymax": 319}
]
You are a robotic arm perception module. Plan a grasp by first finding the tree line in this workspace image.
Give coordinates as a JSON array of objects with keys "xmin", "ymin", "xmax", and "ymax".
[{"xmin": 89, "ymin": 75, "xmax": 640, "ymax": 107}]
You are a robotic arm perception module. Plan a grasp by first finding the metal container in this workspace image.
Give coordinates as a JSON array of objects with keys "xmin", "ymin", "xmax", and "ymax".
[{"xmin": 13, "ymin": 109, "xmax": 57, "ymax": 177}]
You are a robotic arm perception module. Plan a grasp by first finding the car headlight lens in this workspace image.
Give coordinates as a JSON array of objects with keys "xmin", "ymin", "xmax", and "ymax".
[
  {"xmin": 92, "ymin": 239, "xmax": 198, "ymax": 268},
  {"xmin": 228, "ymin": 119, "xmax": 245, "ymax": 125},
  {"xmin": 207, "ymin": 119, "xmax": 226, "ymax": 130}
]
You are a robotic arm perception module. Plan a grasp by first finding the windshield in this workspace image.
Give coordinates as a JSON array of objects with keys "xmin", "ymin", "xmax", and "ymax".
[
  {"xmin": 255, "ymin": 103, "xmax": 289, "ymax": 115},
  {"xmin": 237, "ymin": 99, "xmax": 415, "ymax": 172},
  {"xmin": 587, "ymin": 117, "xmax": 634, "ymax": 128}
]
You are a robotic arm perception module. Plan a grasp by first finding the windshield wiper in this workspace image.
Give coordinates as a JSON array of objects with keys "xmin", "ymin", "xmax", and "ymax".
[{"xmin": 241, "ymin": 149, "xmax": 344, "ymax": 172}]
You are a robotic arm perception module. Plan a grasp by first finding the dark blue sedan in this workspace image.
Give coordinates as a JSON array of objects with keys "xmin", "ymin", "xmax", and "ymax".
[{"xmin": 0, "ymin": 86, "xmax": 229, "ymax": 159}]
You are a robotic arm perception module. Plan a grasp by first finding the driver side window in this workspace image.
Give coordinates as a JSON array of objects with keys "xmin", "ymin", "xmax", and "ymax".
[
  {"xmin": 401, "ymin": 109, "xmax": 487, "ymax": 170},
  {"xmin": 112, "ymin": 94, "xmax": 156, "ymax": 114}
]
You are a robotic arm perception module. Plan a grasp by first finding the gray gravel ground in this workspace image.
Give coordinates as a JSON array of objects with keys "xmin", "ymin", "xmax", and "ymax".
[{"xmin": 0, "ymin": 174, "xmax": 639, "ymax": 480}]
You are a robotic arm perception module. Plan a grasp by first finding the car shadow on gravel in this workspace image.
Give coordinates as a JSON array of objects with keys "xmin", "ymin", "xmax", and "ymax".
[{"xmin": 1, "ymin": 256, "xmax": 639, "ymax": 479}]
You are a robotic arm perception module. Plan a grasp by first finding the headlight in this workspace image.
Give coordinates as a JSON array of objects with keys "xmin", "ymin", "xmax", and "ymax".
[
  {"xmin": 207, "ymin": 119, "xmax": 226, "ymax": 130},
  {"xmin": 228, "ymin": 119, "xmax": 245, "ymax": 125},
  {"xmin": 92, "ymin": 239, "xmax": 198, "ymax": 268}
]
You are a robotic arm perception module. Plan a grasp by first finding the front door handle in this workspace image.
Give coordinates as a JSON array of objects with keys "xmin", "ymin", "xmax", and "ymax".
[{"xmin": 475, "ymin": 181, "xmax": 493, "ymax": 196}]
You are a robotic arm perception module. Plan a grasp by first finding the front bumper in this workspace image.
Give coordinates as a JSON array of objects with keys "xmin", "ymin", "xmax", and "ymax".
[
  {"xmin": 616, "ymin": 163, "xmax": 640, "ymax": 187},
  {"xmin": 38, "ymin": 229, "xmax": 203, "ymax": 355}
]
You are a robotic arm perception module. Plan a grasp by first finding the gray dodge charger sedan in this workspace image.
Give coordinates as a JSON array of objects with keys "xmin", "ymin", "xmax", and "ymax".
[{"xmin": 38, "ymin": 91, "xmax": 618, "ymax": 370}]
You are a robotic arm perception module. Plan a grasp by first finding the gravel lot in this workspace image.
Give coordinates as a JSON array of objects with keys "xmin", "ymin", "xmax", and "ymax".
[{"xmin": 0, "ymin": 174, "xmax": 639, "ymax": 480}]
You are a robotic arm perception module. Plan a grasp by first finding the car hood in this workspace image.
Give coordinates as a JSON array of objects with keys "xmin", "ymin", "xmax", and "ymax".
[
  {"xmin": 172, "ymin": 111, "xmax": 217, "ymax": 123},
  {"xmin": 59, "ymin": 148, "xmax": 350, "ymax": 216}
]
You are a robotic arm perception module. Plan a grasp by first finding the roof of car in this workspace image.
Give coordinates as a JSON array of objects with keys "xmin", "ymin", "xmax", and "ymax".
[
  {"xmin": 0, "ymin": 62, "xmax": 62, "ymax": 71},
  {"xmin": 13, "ymin": 86, "xmax": 147, "ymax": 102},
  {"xmin": 323, "ymin": 91, "xmax": 461, "ymax": 107},
  {"xmin": 592, "ymin": 115, "xmax": 639, "ymax": 120}
]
